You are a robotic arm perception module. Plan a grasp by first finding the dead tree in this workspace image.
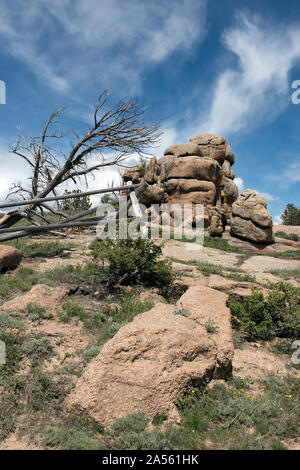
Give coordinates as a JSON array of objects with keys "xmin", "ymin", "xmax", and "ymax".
[{"xmin": 1, "ymin": 90, "xmax": 161, "ymax": 229}]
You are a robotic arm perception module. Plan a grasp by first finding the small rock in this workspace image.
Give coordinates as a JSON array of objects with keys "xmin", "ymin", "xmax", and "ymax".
[
  {"xmin": 0, "ymin": 245, "xmax": 22, "ymax": 271},
  {"xmin": 0, "ymin": 284, "xmax": 68, "ymax": 313}
]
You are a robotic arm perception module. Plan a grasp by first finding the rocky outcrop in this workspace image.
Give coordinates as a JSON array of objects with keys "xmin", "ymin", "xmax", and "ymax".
[
  {"xmin": 0, "ymin": 245, "xmax": 22, "ymax": 271},
  {"xmin": 0, "ymin": 284, "xmax": 68, "ymax": 313},
  {"xmin": 66, "ymin": 285, "xmax": 233, "ymax": 427},
  {"xmin": 230, "ymin": 190, "xmax": 274, "ymax": 243},
  {"xmin": 124, "ymin": 134, "xmax": 239, "ymax": 236}
]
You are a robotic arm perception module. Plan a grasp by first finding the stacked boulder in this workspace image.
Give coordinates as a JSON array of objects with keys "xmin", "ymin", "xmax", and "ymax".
[
  {"xmin": 230, "ymin": 190, "xmax": 274, "ymax": 243},
  {"xmin": 124, "ymin": 134, "xmax": 239, "ymax": 236}
]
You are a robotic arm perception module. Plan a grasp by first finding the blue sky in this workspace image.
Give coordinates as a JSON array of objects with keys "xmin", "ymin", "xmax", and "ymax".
[{"xmin": 0, "ymin": 0, "xmax": 300, "ymax": 222}]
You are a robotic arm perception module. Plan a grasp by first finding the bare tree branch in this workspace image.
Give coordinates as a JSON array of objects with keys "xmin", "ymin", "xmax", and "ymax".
[{"xmin": 1, "ymin": 90, "xmax": 161, "ymax": 229}]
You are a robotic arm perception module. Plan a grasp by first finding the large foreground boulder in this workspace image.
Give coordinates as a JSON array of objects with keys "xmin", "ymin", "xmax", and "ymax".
[
  {"xmin": 0, "ymin": 245, "xmax": 22, "ymax": 271},
  {"xmin": 66, "ymin": 285, "xmax": 233, "ymax": 427},
  {"xmin": 230, "ymin": 190, "xmax": 274, "ymax": 243}
]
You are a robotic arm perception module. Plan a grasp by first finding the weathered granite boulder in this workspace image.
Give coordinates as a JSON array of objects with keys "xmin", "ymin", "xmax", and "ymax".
[
  {"xmin": 230, "ymin": 190, "xmax": 274, "ymax": 243},
  {"xmin": 164, "ymin": 142, "xmax": 202, "ymax": 158},
  {"xmin": 66, "ymin": 285, "xmax": 233, "ymax": 427},
  {"xmin": 0, "ymin": 284, "xmax": 68, "ymax": 313},
  {"xmin": 123, "ymin": 134, "xmax": 239, "ymax": 234}
]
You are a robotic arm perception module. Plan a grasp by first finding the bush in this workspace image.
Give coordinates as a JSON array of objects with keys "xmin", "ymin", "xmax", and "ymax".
[
  {"xmin": 0, "ymin": 313, "xmax": 26, "ymax": 330},
  {"xmin": 97, "ymin": 294, "xmax": 153, "ymax": 341},
  {"xmin": 174, "ymin": 308, "xmax": 191, "ymax": 317},
  {"xmin": 229, "ymin": 282, "xmax": 300, "ymax": 340},
  {"xmin": 113, "ymin": 413, "xmax": 148, "ymax": 435},
  {"xmin": 21, "ymin": 337, "xmax": 53, "ymax": 364},
  {"xmin": 115, "ymin": 430, "xmax": 169, "ymax": 450},
  {"xmin": 205, "ymin": 318, "xmax": 218, "ymax": 334},
  {"xmin": 60, "ymin": 189, "xmax": 92, "ymax": 215},
  {"xmin": 26, "ymin": 302, "xmax": 52, "ymax": 321},
  {"xmin": 4, "ymin": 240, "xmax": 74, "ymax": 258},
  {"xmin": 203, "ymin": 236, "xmax": 242, "ymax": 252},
  {"xmin": 59, "ymin": 302, "xmax": 87, "ymax": 323},
  {"xmin": 0, "ymin": 268, "xmax": 39, "ymax": 297},
  {"xmin": 281, "ymin": 203, "xmax": 300, "ymax": 226},
  {"xmin": 42, "ymin": 416, "xmax": 104, "ymax": 450},
  {"xmin": 25, "ymin": 370, "xmax": 65, "ymax": 411},
  {"xmin": 275, "ymin": 231, "xmax": 299, "ymax": 242},
  {"xmin": 83, "ymin": 345, "xmax": 100, "ymax": 361},
  {"xmin": 92, "ymin": 238, "xmax": 175, "ymax": 288}
]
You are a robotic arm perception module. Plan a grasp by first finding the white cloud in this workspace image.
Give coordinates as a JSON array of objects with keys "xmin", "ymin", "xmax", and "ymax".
[
  {"xmin": 234, "ymin": 177, "xmax": 244, "ymax": 193},
  {"xmin": 0, "ymin": 0, "xmax": 207, "ymax": 95},
  {"xmin": 268, "ymin": 160, "xmax": 300, "ymax": 188},
  {"xmin": 273, "ymin": 214, "xmax": 282, "ymax": 224},
  {"xmin": 282, "ymin": 161, "xmax": 300, "ymax": 183},
  {"xmin": 253, "ymin": 190, "xmax": 280, "ymax": 202},
  {"xmin": 0, "ymin": 142, "xmax": 32, "ymax": 205},
  {"xmin": 196, "ymin": 12, "xmax": 300, "ymax": 135}
]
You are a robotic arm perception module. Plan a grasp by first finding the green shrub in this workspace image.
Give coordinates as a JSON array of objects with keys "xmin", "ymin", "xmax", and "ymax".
[
  {"xmin": 59, "ymin": 302, "xmax": 87, "ymax": 323},
  {"xmin": 205, "ymin": 318, "xmax": 218, "ymax": 334},
  {"xmin": 115, "ymin": 430, "xmax": 170, "ymax": 450},
  {"xmin": 60, "ymin": 189, "xmax": 92, "ymax": 215},
  {"xmin": 170, "ymin": 374, "xmax": 300, "ymax": 449},
  {"xmin": 203, "ymin": 236, "xmax": 242, "ymax": 253},
  {"xmin": 4, "ymin": 240, "xmax": 74, "ymax": 258},
  {"xmin": 42, "ymin": 416, "xmax": 104, "ymax": 450},
  {"xmin": 25, "ymin": 370, "xmax": 65, "ymax": 411},
  {"xmin": 267, "ymin": 250, "xmax": 300, "ymax": 260},
  {"xmin": 113, "ymin": 412, "xmax": 148, "ymax": 435},
  {"xmin": 42, "ymin": 427, "xmax": 103, "ymax": 450},
  {"xmin": 97, "ymin": 295, "xmax": 153, "ymax": 341},
  {"xmin": 26, "ymin": 302, "xmax": 52, "ymax": 321},
  {"xmin": 0, "ymin": 332, "xmax": 25, "ymax": 439},
  {"xmin": 0, "ymin": 268, "xmax": 39, "ymax": 297},
  {"xmin": 98, "ymin": 322, "xmax": 126, "ymax": 340},
  {"xmin": 0, "ymin": 331, "xmax": 24, "ymax": 380},
  {"xmin": 92, "ymin": 238, "xmax": 175, "ymax": 288},
  {"xmin": 83, "ymin": 311, "xmax": 106, "ymax": 331},
  {"xmin": 0, "ymin": 313, "xmax": 26, "ymax": 330},
  {"xmin": 228, "ymin": 272, "xmax": 256, "ymax": 283},
  {"xmin": 281, "ymin": 203, "xmax": 300, "ymax": 226},
  {"xmin": 21, "ymin": 337, "xmax": 53, "ymax": 364},
  {"xmin": 174, "ymin": 308, "xmax": 191, "ymax": 317},
  {"xmin": 83, "ymin": 345, "xmax": 100, "ymax": 361},
  {"xmin": 275, "ymin": 231, "xmax": 299, "ymax": 242},
  {"xmin": 152, "ymin": 414, "xmax": 167, "ymax": 426},
  {"xmin": 229, "ymin": 282, "xmax": 300, "ymax": 340}
]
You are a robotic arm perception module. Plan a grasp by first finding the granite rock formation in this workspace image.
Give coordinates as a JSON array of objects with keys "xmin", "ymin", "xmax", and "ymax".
[
  {"xmin": 230, "ymin": 190, "xmax": 274, "ymax": 243},
  {"xmin": 123, "ymin": 134, "xmax": 239, "ymax": 237}
]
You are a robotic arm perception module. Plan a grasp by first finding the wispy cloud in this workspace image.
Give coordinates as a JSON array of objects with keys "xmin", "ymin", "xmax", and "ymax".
[
  {"xmin": 0, "ymin": 0, "xmax": 207, "ymax": 95},
  {"xmin": 0, "ymin": 141, "xmax": 32, "ymax": 203},
  {"xmin": 254, "ymin": 190, "xmax": 280, "ymax": 202},
  {"xmin": 273, "ymin": 214, "xmax": 282, "ymax": 224},
  {"xmin": 195, "ymin": 12, "xmax": 300, "ymax": 136},
  {"xmin": 234, "ymin": 177, "xmax": 244, "ymax": 193},
  {"xmin": 282, "ymin": 161, "xmax": 300, "ymax": 183},
  {"xmin": 268, "ymin": 160, "xmax": 300, "ymax": 189}
]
